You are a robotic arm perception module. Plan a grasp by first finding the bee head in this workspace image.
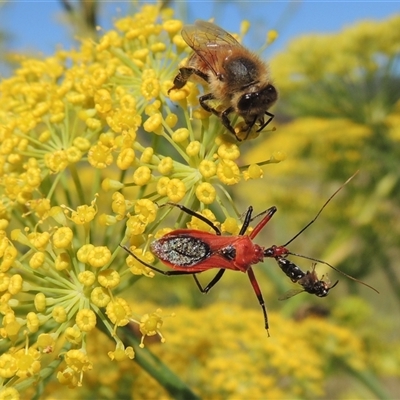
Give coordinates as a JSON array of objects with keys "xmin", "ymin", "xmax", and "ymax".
[{"xmin": 237, "ymin": 84, "xmax": 278, "ymax": 116}]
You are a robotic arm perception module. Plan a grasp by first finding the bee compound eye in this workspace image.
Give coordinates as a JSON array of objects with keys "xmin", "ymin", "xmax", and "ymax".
[{"xmin": 237, "ymin": 93, "xmax": 257, "ymax": 111}]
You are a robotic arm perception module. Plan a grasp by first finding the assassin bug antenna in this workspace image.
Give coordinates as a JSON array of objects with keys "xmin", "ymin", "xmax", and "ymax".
[
  {"xmin": 282, "ymin": 171, "xmax": 359, "ymax": 247},
  {"xmin": 264, "ymin": 171, "xmax": 379, "ymax": 294}
]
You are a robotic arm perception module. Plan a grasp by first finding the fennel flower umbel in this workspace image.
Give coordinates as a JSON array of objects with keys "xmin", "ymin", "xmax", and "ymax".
[{"xmin": 0, "ymin": 4, "xmax": 282, "ymax": 395}]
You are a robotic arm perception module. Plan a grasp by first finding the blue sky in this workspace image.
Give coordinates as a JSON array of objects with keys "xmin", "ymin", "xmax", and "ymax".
[{"xmin": 0, "ymin": 1, "xmax": 399, "ymax": 74}]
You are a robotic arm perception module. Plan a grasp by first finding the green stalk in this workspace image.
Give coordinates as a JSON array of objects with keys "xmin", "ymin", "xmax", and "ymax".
[
  {"xmin": 336, "ymin": 358, "xmax": 391, "ymax": 400},
  {"xmin": 97, "ymin": 320, "xmax": 201, "ymax": 400}
]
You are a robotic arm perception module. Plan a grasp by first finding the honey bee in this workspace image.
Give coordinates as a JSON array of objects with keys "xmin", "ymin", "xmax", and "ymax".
[{"xmin": 169, "ymin": 20, "xmax": 278, "ymax": 140}]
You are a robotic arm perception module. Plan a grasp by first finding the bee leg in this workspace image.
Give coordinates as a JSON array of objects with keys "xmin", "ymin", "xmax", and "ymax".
[
  {"xmin": 199, "ymin": 95, "xmax": 236, "ymax": 137},
  {"xmin": 221, "ymin": 107, "xmax": 238, "ymax": 138},
  {"xmin": 241, "ymin": 116, "xmax": 258, "ymax": 140},
  {"xmin": 256, "ymin": 111, "xmax": 274, "ymax": 132},
  {"xmin": 199, "ymin": 92, "xmax": 219, "ymax": 114},
  {"xmin": 169, "ymin": 68, "xmax": 209, "ymax": 93}
]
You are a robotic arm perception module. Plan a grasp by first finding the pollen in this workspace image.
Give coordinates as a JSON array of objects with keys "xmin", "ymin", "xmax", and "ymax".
[
  {"xmin": 199, "ymin": 160, "xmax": 217, "ymax": 178},
  {"xmin": 168, "ymin": 88, "xmax": 188, "ymax": 102},
  {"xmin": 244, "ymin": 164, "xmax": 264, "ymax": 180},
  {"xmin": 117, "ymin": 147, "xmax": 135, "ymax": 170},
  {"xmin": 267, "ymin": 29, "xmax": 279, "ymax": 44},
  {"xmin": 1, "ymin": 246, "xmax": 17, "ymax": 273},
  {"xmin": 106, "ymin": 297, "xmax": 132, "ymax": 327},
  {"xmin": 133, "ymin": 166, "xmax": 152, "ymax": 186},
  {"xmin": 64, "ymin": 349, "xmax": 93, "ymax": 375},
  {"xmin": 125, "ymin": 248, "xmax": 155, "ymax": 277},
  {"xmin": 187, "ymin": 209, "xmax": 218, "ymax": 233},
  {"xmin": 98, "ymin": 269, "xmax": 120, "ymax": 289},
  {"xmin": 88, "ymin": 143, "xmax": 113, "ymax": 169},
  {"xmin": 141, "ymin": 77, "xmax": 160, "ymax": 100},
  {"xmin": 65, "ymin": 327, "xmax": 83, "ymax": 345},
  {"xmin": 69, "ymin": 201, "xmax": 98, "ymax": 225},
  {"xmin": 76, "ymin": 309, "xmax": 97, "ymax": 332},
  {"xmin": 108, "ymin": 342, "xmax": 135, "ymax": 361},
  {"xmin": 55, "ymin": 252, "xmax": 71, "ymax": 271},
  {"xmin": 87, "ymin": 246, "xmax": 112, "ymax": 268},
  {"xmin": 172, "ymin": 128, "xmax": 189, "ymax": 143},
  {"xmin": 221, "ymin": 217, "xmax": 240, "ymax": 235},
  {"xmin": 52, "ymin": 305, "xmax": 67, "ymax": 323},
  {"xmin": 34, "ymin": 293, "xmax": 46, "ymax": 312},
  {"xmin": 44, "ymin": 150, "xmax": 69, "ymax": 173},
  {"xmin": 166, "ymin": 179, "xmax": 186, "ymax": 203},
  {"xmin": 158, "ymin": 157, "xmax": 174, "ymax": 175},
  {"xmin": 8, "ymin": 274, "xmax": 23, "ymax": 295},
  {"xmin": 134, "ymin": 199, "xmax": 157, "ymax": 223},
  {"xmin": 163, "ymin": 20, "xmax": 183, "ymax": 35},
  {"xmin": 143, "ymin": 113, "xmax": 163, "ymax": 134},
  {"xmin": 140, "ymin": 147, "xmax": 154, "ymax": 163},
  {"xmin": 139, "ymin": 308, "xmax": 168, "ymax": 348},
  {"xmin": 90, "ymin": 287, "xmax": 111, "ymax": 307},
  {"xmin": 0, "ymin": 388, "xmax": 19, "ymax": 399},
  {"xmin": 217, "ymin": 143, "xmax": 240, "ymax": 160},
  {"xmin": 27, "ymin": 312, "xmax": 40, "ymax": 333},
  {"xmin": 156, "ymin": 177, "xmax": 170, "ymax": 196},
  {"xmin": 77, "ymin": 244, "xmax": 94, "ymax": 263},
  {"xmin": 0, "ymin": 353, "xmax": 18, "ymax": 378},
  {"xmin": 102, "ymin": 178, "xmax": 124, "ymax": 192},
  {"xmin": 94, "ymin": 88, "xmax": 113, "ymax": 114},
  {"xmin": 165, "ymin": 113, "xmax": 178, "ymax": 128},
  {"xmin": 186, "ymin": 141, "xmax": 201, "ymax": 157},
  {"xmin": 66, "ymin": 146, "xmax": 83, "ymax": 163},
  {"xmin": 52, "ymin": 227, "xmax": 73, "ymax": 249},
  {"xmin": 78, "ymin": 271, "xmax": 96, "ymax": 286},
  {"xmin": 0, "ymin": 273, "xmax": 9, "ymax": 292},
  {"xmin": 195, "ymin": 182, "xmax": 216, "ymax": 205},
  {"xmin": 216, "ymin": 159, "xmax": 241, "ymax": 185}
]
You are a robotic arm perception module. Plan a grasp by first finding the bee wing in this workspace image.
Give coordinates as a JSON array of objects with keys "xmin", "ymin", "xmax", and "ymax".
[
  {"xmin": 278, "ymin": 288, "xmax": 305, "ymax": 301},
  {"xmin": 182, "ymin": 20, "xmax": 243, "ymax": 76}
]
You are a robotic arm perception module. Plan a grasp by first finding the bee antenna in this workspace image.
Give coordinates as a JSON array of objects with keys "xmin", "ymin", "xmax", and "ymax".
[
  {"xmin": 282, "ymin": 171, "xmax": 359, "ymax": 248},
  {"xmin": 287, "ymin": 251, "xmax": 379, "ymax": 294}
]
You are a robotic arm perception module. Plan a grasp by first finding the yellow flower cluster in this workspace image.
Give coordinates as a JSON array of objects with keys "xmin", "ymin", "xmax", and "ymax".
[
  {"xmin": 34, "ymin": 300, "xmax": 398, "ymax": 399},
  {"xmin": 0, "ymin": 4, "xmax": 284, "ymax": 396},
  {"xmin": 271, "ymin": 15, "xmax": 400, "ymax": 94}
]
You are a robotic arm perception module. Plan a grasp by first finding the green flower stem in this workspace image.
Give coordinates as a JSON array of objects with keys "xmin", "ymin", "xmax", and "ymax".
[
  {"xmin": 381, "ymin": 258, "xmax": 400, "ymax": 303},
  {"xmin": 97, "ymin": 319, "xmax": 201, "ymax": 400},
  {"xmin": 336, "ymin": 358, "xmax": 391, "ymax": 400}
]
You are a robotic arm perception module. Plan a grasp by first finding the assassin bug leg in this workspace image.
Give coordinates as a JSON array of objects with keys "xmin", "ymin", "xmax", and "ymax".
[
  {"xmin": 163, "ymin": 204, "xmax": 273, "ymax": 333},
  {"xmin": 160, "ymin": 203, "xmax": 226, "ymax": 291},
  {"xmin": 158, "ymin": 203, "xmax": 267, "ymax": 294},
  {"xmin": 121, "ymin": 204, "xmax": 277, "ymax": 332},
  {"xmin": 160, "ymin": 202, "xmax": 221, "ymax": 235}
]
